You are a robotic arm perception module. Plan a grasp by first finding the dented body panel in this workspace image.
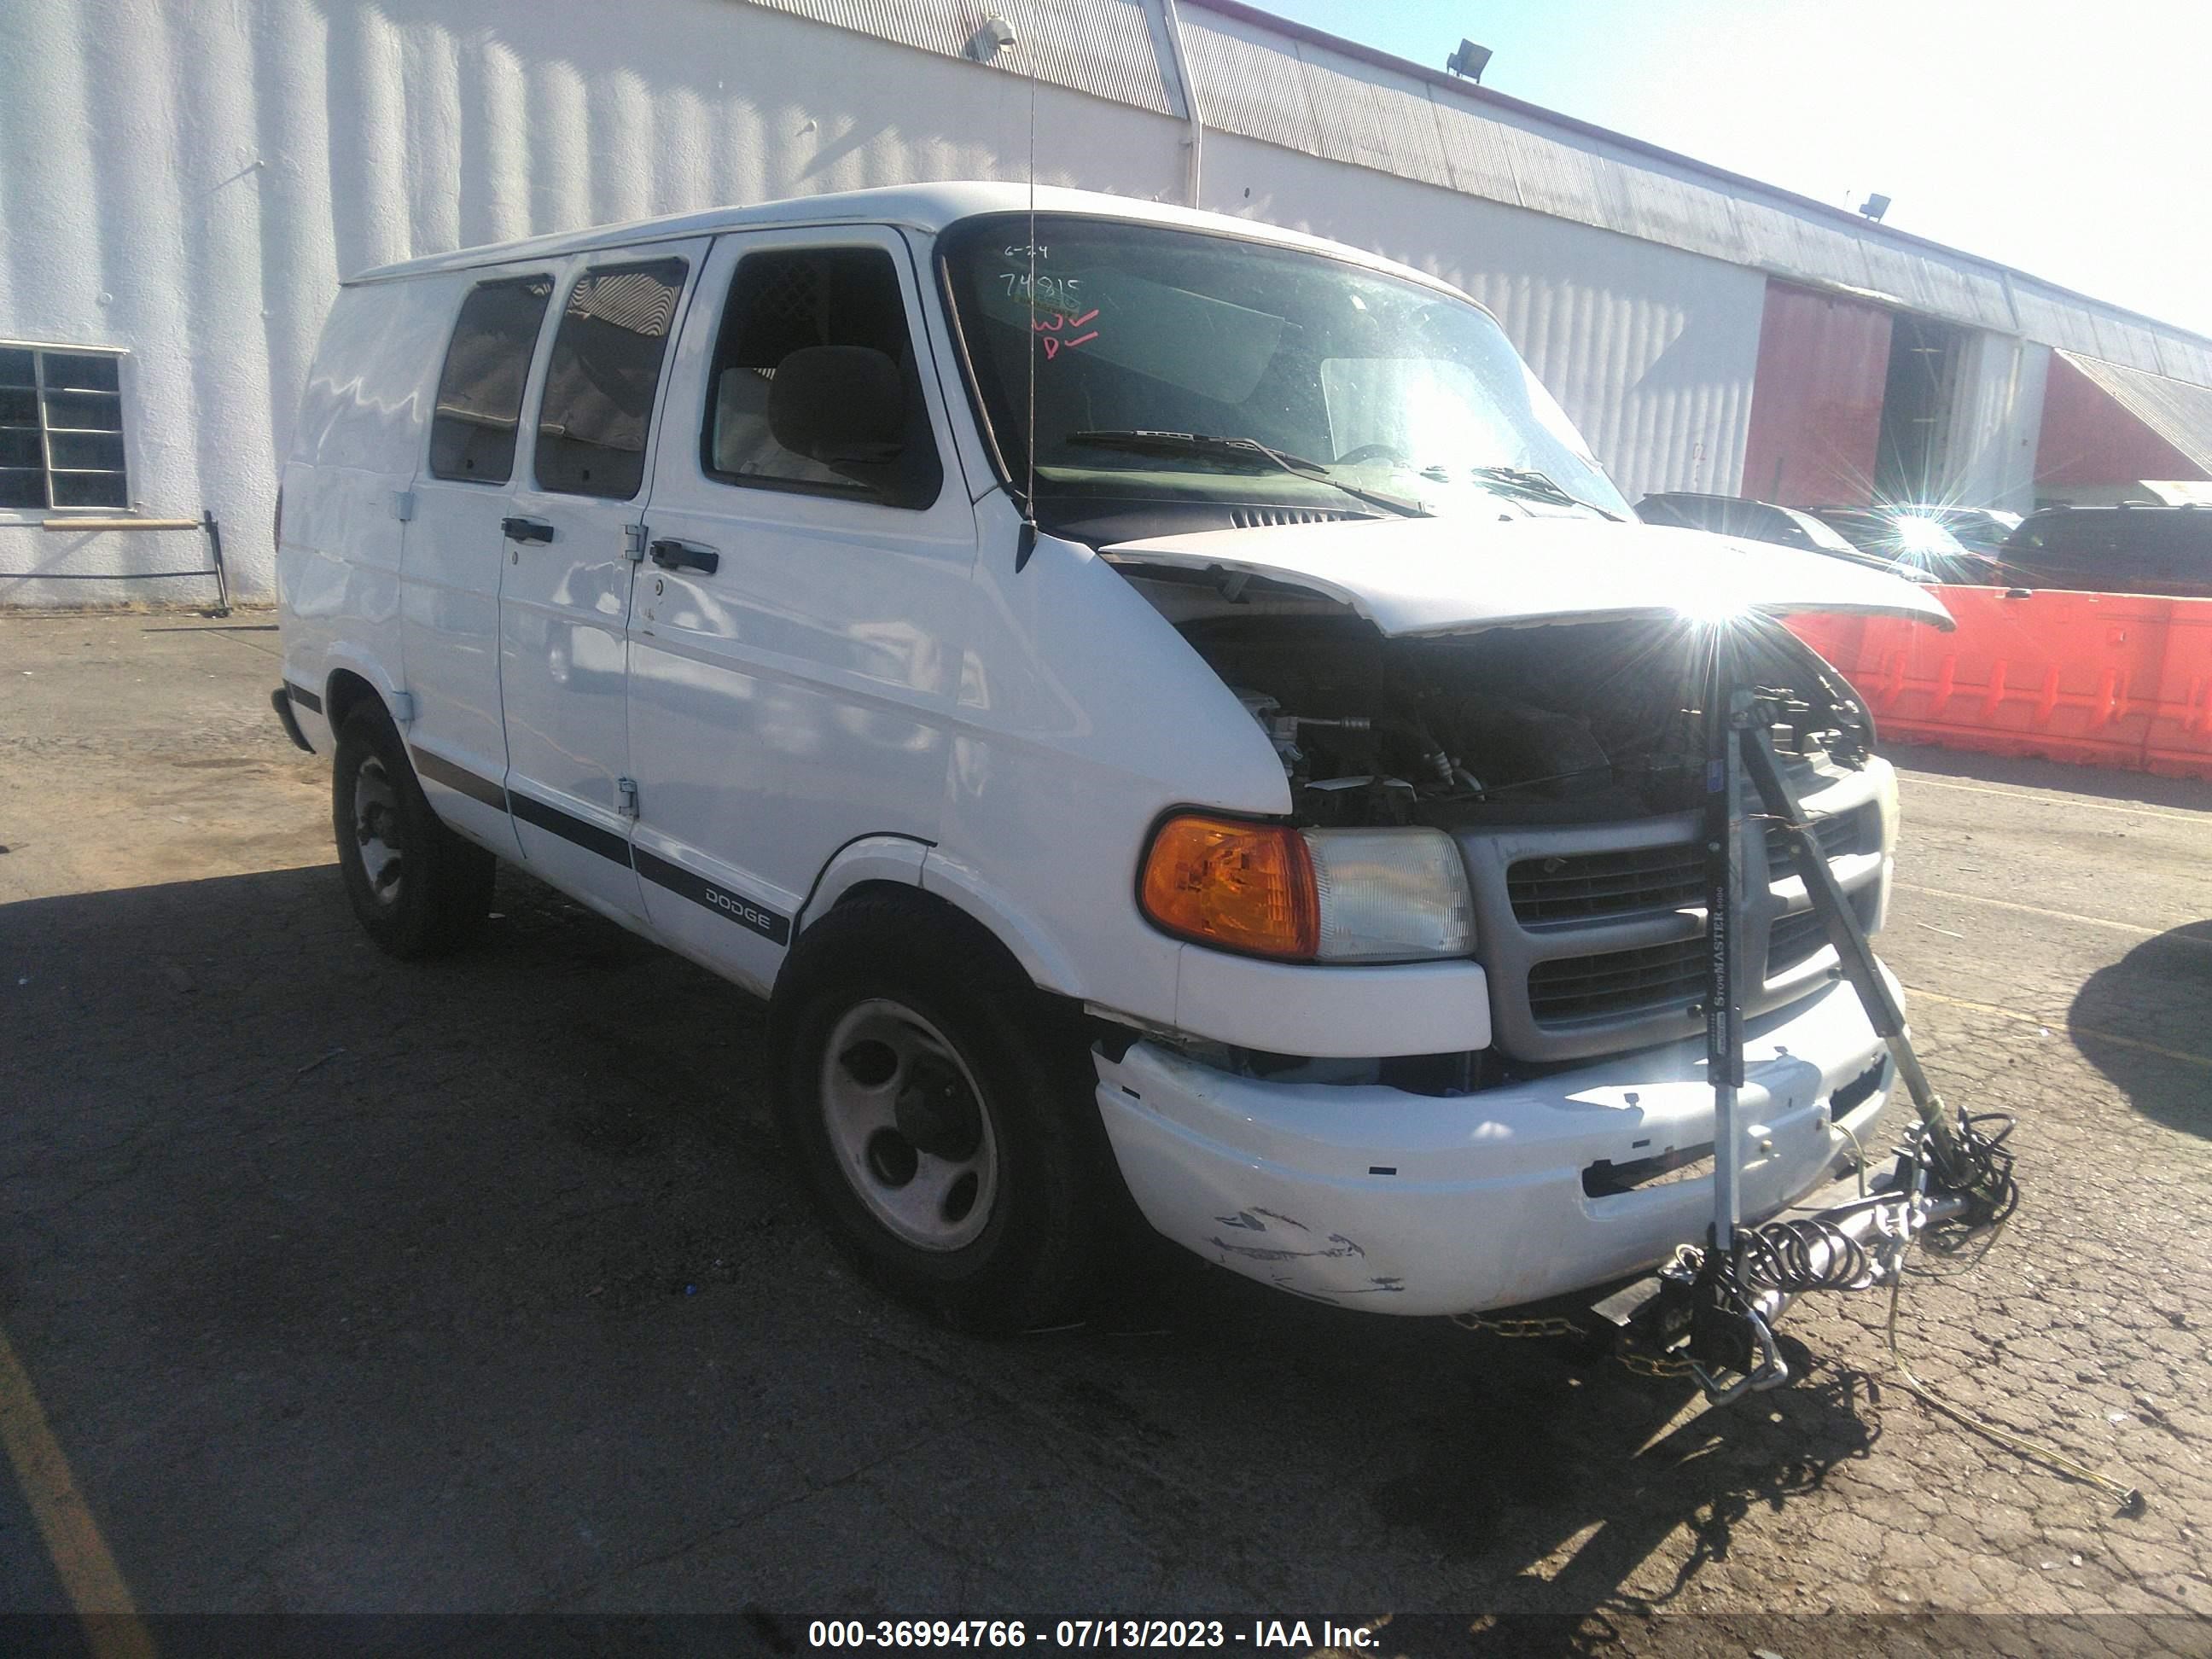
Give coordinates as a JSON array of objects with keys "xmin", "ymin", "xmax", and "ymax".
[{"xmin": 1096, "ymin": 972, "xmax": 1900, "ymax": 1315}]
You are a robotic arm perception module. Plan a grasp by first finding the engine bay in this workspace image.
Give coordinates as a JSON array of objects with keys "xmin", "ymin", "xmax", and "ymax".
[{"xmin": 1179, "ymin": 613, "xmax": 1872, "ymax": 828}]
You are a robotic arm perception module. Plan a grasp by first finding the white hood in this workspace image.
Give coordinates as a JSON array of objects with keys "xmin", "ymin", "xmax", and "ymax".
[{"xmin": 1102, "ymin": 515, "xmax": 1955, "ymax": 635}]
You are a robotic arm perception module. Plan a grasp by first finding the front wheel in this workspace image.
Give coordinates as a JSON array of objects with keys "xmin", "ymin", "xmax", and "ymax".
[
  {"xmin": 769, "ymin": 895, "xmax": 1121, "ymax": 1332},
  {"xmin": 331, "ymin": 704, "xmax": 494, "ymax": 958}
]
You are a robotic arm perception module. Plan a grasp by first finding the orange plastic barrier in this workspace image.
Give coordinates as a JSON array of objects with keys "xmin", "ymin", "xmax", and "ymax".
[
  {"xmin": 2148, "ymin": 597, "xmax": 2212, "ymax": 779},
  {"xmin": 1787, "ymin": 587, "xmax": 2212, "ymax": 782}
]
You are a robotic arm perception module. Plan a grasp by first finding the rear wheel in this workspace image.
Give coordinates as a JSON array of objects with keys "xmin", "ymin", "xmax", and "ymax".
[
  {"xmin": 331, "ymin": 704, "xmax": 494, "ymax": 958},
  {"xmin": 769, "ymin": 894, "xmax": 1121, "ymax": 1332}
]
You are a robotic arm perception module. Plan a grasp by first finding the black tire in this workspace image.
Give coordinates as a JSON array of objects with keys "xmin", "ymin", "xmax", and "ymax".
[
  {"xmin": 331, "ymin": 703, "xmax": 495, "ymax": 958},
  {"xmin": 767, "ymin": 893, "xmax": 1121, "ymax": 1332}
]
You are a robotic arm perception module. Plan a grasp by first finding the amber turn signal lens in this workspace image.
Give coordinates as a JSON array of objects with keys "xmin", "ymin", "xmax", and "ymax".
[{"xmin": 1139, "ymin": 815, "xmax": 1319, "ymax": 960}]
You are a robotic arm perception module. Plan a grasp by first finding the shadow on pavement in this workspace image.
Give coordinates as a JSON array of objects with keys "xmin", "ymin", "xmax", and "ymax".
[
  {"xmin": 1, "ymin": 862, "xmax": 1895, "ymax": 1616},
  {"xmin": 2069, "ymin": 922, "xmax": 2212, "ymax": 1140}
]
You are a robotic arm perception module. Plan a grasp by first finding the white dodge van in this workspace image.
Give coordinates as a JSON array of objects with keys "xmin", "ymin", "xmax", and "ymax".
[{"xmin": 274, "ymin": 183, "xmax": 1947, "ymax": 1331}]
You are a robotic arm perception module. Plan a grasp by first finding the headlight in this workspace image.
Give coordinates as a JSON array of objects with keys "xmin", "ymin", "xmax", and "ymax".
[
  {"xmin": 1139, "ymin": 815, "xmax": 1475, "ymax": 963},
  {"xmin": 1869, "ymin": 756, "xmax": 1900, "ymax": 934}
]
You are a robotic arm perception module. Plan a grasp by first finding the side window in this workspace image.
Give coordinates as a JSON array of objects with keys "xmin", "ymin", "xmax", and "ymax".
[
  {"xmin": 1712, "ymin": 499, "xmax": 1765, "ymax": 540},
  {"xmin": 1740, "ymin": 503, "xmax": 1791, "ymax": 542},
  {"xmin": 2134, "ymin": 515, "xmax": 2209, "ymax": 581},
  {"xmin": 700, "ymin": 246, "xmax": 942, "ymax": 510},
  {"xmin": 428, "ymin": 276, "xmax": 553, "ymax": 484},
  {"xmin": 2028, "ymin": 518, "xmax": 2098, "ymax": 573},
  {"xmin": 535, "ymin": 259, "xmax": 689, "ymax": 501}
]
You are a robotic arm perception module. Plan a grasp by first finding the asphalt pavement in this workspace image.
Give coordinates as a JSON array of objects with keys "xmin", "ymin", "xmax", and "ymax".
[{"xmin": 2, "ymin": 612, "xmax": 2208, "ymax": 1651}]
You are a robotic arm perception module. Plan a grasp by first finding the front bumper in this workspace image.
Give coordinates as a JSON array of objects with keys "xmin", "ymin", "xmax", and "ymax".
[{"xmin": 1093, "ymin": 974, "xmax": 1899, "ymax": 1316}]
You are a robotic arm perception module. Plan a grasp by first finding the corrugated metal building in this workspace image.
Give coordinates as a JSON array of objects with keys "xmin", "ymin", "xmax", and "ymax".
[{"xmin": 5, "ymin": 0, "xmax": 2209, "ymax": 605}]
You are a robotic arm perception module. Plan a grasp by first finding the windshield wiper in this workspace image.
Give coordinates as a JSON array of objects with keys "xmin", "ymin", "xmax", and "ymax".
[
  {"xmin": 1470, "ymin": 465, "xmax": 1622, "ymax": 521},
  {"xmin": 1065, "ymin": 430, "xmax": 1429, "ymax": 519}
]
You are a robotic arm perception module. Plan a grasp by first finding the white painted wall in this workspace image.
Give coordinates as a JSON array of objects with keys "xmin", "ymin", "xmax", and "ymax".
[
  {"xmin": 0, "ymin": 0, "xmax": 2133, "ymax": 605},
  {"xmin": 1196, "ymin": 133, "xmax": 1767, "ymax": 501},
  {"xmin": 0, "ymin": 0, "xmax": 1186, "ymax": 606}
]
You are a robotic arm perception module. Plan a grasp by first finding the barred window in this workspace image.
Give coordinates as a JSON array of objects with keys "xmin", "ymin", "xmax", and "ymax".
[
  {"xmin": 534, "ymin": 259, "xmax": 689, "ymax": 501},
  {"xmin": 429, "ymin": 276, "xmax": 554, "ymax": 485},
  {"xmin": 0, "ymin": 345, "xmax": 128, "ymax": 511}
]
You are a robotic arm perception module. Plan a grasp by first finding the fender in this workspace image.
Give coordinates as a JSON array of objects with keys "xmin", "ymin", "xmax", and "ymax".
[
  {"xmin": 276, "ymin": 637, "xmax": 394, "ymax": 755},
  {"xmin": 917, "ymin": 845, "xmax": 1088, "ymax": 999},
  {"xmin": 311, "ymin": 642, "xmax": 410, "ymax": 743},
  {"xmin": 796, "ymin": 834, "xmax": 932, "ymax": 933}
]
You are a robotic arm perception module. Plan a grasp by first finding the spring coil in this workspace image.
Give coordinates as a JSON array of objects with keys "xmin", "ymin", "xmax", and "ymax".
[
  {"xmin": 1945, "ymin": 1112, "xmax": 2022, "ymax": 1223},
  {"xmin": 1737, "ymin": 1215, "xmax": 1871, "ymax": 1293}
]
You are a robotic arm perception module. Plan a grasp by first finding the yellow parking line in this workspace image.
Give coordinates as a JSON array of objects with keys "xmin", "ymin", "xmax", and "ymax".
[
  {"xmin": 1893, "ymin": 881, "xmax": 2211, "ymax": 946},
  {"xmin": 1906, "ymin": 986, "xmax": 2212, "ymax": 1070},
  {"xmin": 0, "ymin": 1323, "xmax": 155, "ymax": 1659},
  {"xmin": 1899, "ymin": 773, "xmax": 2212, "ymax": 826}
]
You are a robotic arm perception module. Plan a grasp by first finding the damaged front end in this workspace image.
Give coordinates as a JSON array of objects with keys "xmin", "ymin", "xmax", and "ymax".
[
  {"xmin": 1179, "ymin": 608, "xmax": 1894, "ymax": 1074},
  {"xmin": 1088, "ymin": 516, "xmax": 1995, "ymax": 1355}
]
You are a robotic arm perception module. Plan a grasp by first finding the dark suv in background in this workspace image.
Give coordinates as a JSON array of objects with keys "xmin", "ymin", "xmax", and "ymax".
[
  {"xmin": 1635, "ymin": 492, "xmax": 1893, "ymax": 565},
  {"xmin": 2001, "ymin": 505, "xmax": 2212, "ymax": 599},
  {"xmin": 1883, "ymin": 505, "xmax": 2022, "ymax": 556},
  {"xmin": 1796, "ymin": 506, "xmax": 2005, "ymax": 585}
]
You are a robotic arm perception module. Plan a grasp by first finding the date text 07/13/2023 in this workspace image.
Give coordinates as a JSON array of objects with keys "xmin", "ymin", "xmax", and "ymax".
[{"xmin": 806, "ymin": 1621, "xmax": 1380, "ymax": 1650}]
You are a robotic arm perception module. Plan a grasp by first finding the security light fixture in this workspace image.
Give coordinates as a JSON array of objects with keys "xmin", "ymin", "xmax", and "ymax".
[
  {"xmin": 1859, "ymin": 193, "xmax": 1892, "ymax": 223},
  {"xmin": 1446, "ymin": 39, "xmax": 1492, "ymax": 84},
  {"xmin": 967, "ymin": 15, "xmax": 1016, "ymax": 61}
]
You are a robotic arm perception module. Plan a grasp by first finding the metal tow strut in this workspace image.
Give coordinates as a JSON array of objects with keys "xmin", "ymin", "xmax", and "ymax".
[
  {"xmin": 1679, "ymin": 649, "xmax": 1789, "ymax": 1401},
  {"xmin": 1470, "ymin": 630, "xmax": 2023, "ymax": 1406},
  {"xmin": 1666, "ymin": 641, "xmax": 2011, "ymax": 1400}
]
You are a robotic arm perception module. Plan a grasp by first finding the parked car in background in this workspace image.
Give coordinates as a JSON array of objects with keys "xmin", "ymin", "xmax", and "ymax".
[
  {"xmin": 1637, "ymin": 492, "xmax": 1970, "ymax": 584},
  {"xmin": 1884, "ymin": 504, "xmax": 2022, "ymax": 556},
  {"xmin": 1798, "ymin": 506, "xmax": 2006, "ymax": 585},
  {"xmin": 1636, "ymin": 492, "xmax": 1869, "ymax": 559},
  {"xmin": 2000, "ymin": 505, "xmax": 2212, "ymax": 599}
]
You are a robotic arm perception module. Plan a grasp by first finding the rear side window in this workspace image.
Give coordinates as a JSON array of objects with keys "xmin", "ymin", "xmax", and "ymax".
[
  {"xmin": 428, "ymin": 276, "xmax": 553, "ymax": 484},
  {"xmin": 700, "ymin": 246, "xmax": 941, "ymax": 509},
  {"xmin": 1735, "ymin": 502, "xmax": 1792, "ymax": 542},
  {"xmin": 2014, "ymin": 515, "xmax": 2105, "ymax": 572},
  {"xmin": 2133, "ymin": 513, "xmax": 2212, "ymax": 579},
  {"xmin": 535, "ymin": 259, "xmax": 690, "ymax": 501}
]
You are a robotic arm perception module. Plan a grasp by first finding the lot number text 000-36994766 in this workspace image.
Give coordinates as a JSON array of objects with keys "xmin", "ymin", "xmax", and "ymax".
[{"xmin": 807, "ymin": 1622, "xmax": 1381, "ymax": 1650}]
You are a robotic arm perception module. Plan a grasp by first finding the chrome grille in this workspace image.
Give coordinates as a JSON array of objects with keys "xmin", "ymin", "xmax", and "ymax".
[
  {"xmin": 1528, "ymin": 934, "xmax": 1705, "ymax": 1023},
  {"xmin": 1522, "ymin": 902, "xmax": 1847, "ymax": 1027},
  {"xmin": 1765, "ymin": 908, "xmax": 1837, "ymax": 975},
  {"xmin": 1508, "ymin": 842, "xmax": 1702, "ymax": 925},
  {"xmin": 1507, "ymin": 804, "xmax": 1876, "ymax": 926},
  {"xmin": 1458, "ymin": 767, "xmax": 1892, "ymax": 1063},
  {"xmin": 1763, "ymin": 804, "xmax": 1877, "ymax": 879}
]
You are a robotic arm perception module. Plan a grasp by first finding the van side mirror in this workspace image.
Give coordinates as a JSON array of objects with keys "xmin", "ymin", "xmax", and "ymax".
[{"xmin": 767, "ymin": 346, "xmax": 905, "ymax": 465}]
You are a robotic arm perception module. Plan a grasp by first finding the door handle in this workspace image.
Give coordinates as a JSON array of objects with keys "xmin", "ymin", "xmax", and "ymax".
[
  {"xmin": 502, "ymin": 516, "xmax": 556, "ymax": 544},
  {"xmin": 649, "ymin": 538, "xmax": 720, "ymax": 576}
]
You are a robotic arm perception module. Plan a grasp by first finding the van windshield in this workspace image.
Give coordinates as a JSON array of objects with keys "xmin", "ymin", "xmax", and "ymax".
[{"xmin": 940, "ymin": 214, "xmax": 1630, "ymax": 524}]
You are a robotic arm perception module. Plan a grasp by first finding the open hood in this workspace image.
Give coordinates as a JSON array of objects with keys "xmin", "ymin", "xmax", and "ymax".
[{"xmin": 1101, "ymin": 515, "xmax": 1956, "ymax": 636}]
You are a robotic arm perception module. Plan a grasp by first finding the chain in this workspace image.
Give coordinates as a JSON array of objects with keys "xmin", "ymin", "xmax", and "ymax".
[
  {"xmin": 1615, "ymin": 1345, "xmax": 1697, "ymax": 1379},
  {"xmin": 1449, "ymin": 1312, "xmax": 1588, "ymax": 1341},
  {"xmin": 1452, "ymin": 1310, "xmax": 1701, "ymax": 1377}
]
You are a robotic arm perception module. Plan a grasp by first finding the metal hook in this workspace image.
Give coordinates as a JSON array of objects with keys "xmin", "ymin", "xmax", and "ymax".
[{"xmin": 1691, "ymin": 1307, "xmax": 1790, "ymax": 1403}]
